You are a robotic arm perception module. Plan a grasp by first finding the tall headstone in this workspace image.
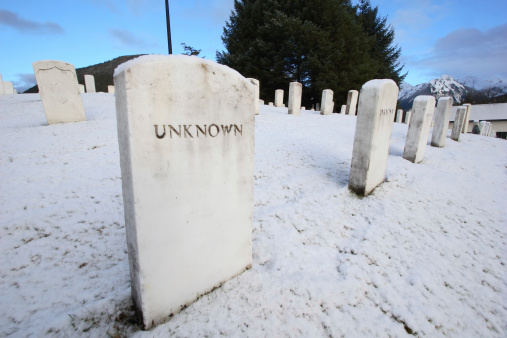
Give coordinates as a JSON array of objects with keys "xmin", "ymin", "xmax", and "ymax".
[
  {"xmin": 288, "ymin": 82, "xmax": 302, "ymax": 115},
  {"xmin": 274, "ymin": 89, "xmax": 284, "ymax": 107},
  {"xmin": 79, "ymin": 84, "xmax": 85, "ymax": 94},
  {"xmin": 108, "ymin": 85, "xmax": 115, "ymax": 94},
  {"xmin": 487, "ymin": 123, "xmax": 493, "ymax": 136},
  {"xmin": 345, "ymin": 90, "xmax": 359, "ymax": 115},
  {"xmin": 349, "ymin": 79, "xmax": 399, "ymax": 196},
  {"xmin": 403, "ymin": 96, "xmax": 436, "ymax": 163},
  {"xmin": 479, "ymin": 121, "xmax": 487, "ymax": 135},
  {"xmin": 430, "ymin": 97, "xmax": 453, "ymax": 148},
  {"xmin": 462, "ymin": 104, "xmax": 472, "ymax": 133},
  {"xmin": 246, "ymin": 78, "xmax": 260, "ymax": 115},
  {"xmin": 320, "ymin": 89, "xmax": 334, "ymax": 115},
  {"xmin": 84, "ymin": 74, "xmax": 96, "ymax": 93},
  {"xmin": 114, "ymin": 55, "xmax": 254, "ymax": 330},
  {"xmin": 32, "ymin": 60, "xmax": 86, "ymax": 124},
  {"xmin": 395, "ymin": 109, "xmax": 403, "ymax": 123},
  {"xmin": 3, "ymin": 81, "xmax": 14, "ymax": 95},
  {"xmin": 340, "ymin": 104, "xmax": 346, "ymax": 114},
  {"xmin": 404, "ymin": 110, "xmax": 412, "ymax": 124},
  {"xmin": 451, "ymin": 107, "xmax": 466, "ymax": 141},
  {"xmin": 0, "ymin": 74, "xmax": 5, "ymax": 95}
]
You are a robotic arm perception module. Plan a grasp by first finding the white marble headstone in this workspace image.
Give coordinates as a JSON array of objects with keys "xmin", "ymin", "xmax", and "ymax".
[
  {"xmin": 345, "ymin": 90, "xmax": 359, "ymax": 115},
  {"xmin": 268, "ymin": 102, "xmax": 274, "ymax": 106},
  {"xmin": 114, "ymin": 55, "xmax": 254, "ymax": 330},
  {"xmin": 79, "ymin": 84, "xmax": 85, "ymax": 94},
  {"xmin": 404, "ymin": 110, "xmax": 412, "ymax": 124},
  {"xmin": 32, "ymin": 60, "xmax": 86, "ymax": 124},
  {"xmin": 349, "ymin": 79, "xmax": 398, "ymax": 196},
  {"xmin": 462, "ymin": 104, "xmax": 472, "ymax": 133},
  {"xmin": 3, "ymin": 81, "xmax": 14, "ymax": 95},
  {"xmin": 451, "ymin": 107, "xmax": 466, "ymax": 141},
  {"xmin": 396, "ymin": 109, "xmax": 403, "ymax": 123},
  {"xmin": 84, "ymin": 74, "xmax": 96, "ymax": 93},
  {"xmin": 246, "ymin": 78, "xmax": 260, "ymax": 115},
  {"xmin": 288, "ymin": 82, "xmax": 302, "ymax": 115},
  {"xmin": 340, "ymin": 104, "xmax": 346, "ymax": 114},
  {"xmin": 275, "ymin": 89, "xmax": 284, "ymax": 107},
  {"xmin": 430, "ymin": 97, "xmax": 453, "ymax": 148},
  {"xmin": 320, "ymin": 89, "xmax": 334, "ymax": 115},
  {"xmin": 108, "ymin": 85, "xmax": 115, "ymax": 94},
  {"xmin": 0, "ymin": 74, "xmax": 4, "ymax": 95},
  {"xmin": 403, "ymin": 95, "xmax": 436, "ymax": 163}
]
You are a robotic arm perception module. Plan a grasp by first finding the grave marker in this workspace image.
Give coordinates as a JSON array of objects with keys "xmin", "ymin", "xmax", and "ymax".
[
  {"xmin": 320, "ymin": 89, "xmax": 334, "ymax": 115},
  {"xmin": 79, "ymin": 84, "xmax": 85, "ymax": 94},
  {"xmin": 108, "ymin": 85, "xmax": 115, "ymax": 94},
  {"xmin": 403, "ymin": 95, "xmax": 436, "ymax": 163},
  {"xmin": 114, "ymin": 55, "xmax": 254, "ymax": 329},
  {"xmin": 462, "ymin": 104, "xmax": 472, "ymax": 133},
  {"xmin": 247, "ymin": 78, "xmax": 260, "ymax": 115},
  {"xmin": 259, "ymin": 99, "xmax": 264, "ymax": 106},
  {"xmin": 430, "ymin": 97, "xmax": 453, "ymax": 148},
  {"xmin": 349, "ymin": 79, "xmax": 398, "ymax": 196},
  {"xmin": 345, "ymin": 90, "xmax": 359, "ymax": 115},
  {"xmin": 340, "ymin": 105, "xmax": 346, "ymax": 114},
  {"xmin": 404, "ymin": 110, "xmax": 412, "ymax": 124},
  {"xmin": 288, "ymin": 82, "xmax": 302, "ymax": 115},
  {"xmin": 84, "ymin": 74, "xmax": 96, "ymax": 93},
  {"xmin": 268, "ymin": 102, "xmax": 274, "ymax": 106},
  {"xmin": 275, "ymin": 89, "xmax": 284, "ymax": 107},
  {"xmin": 395, "ymin": 109, "xmax": 403, "ymax": 123},
  {"xmin": 32, "ymin": 60, "xmax": 86, "ymax": 124},
  {"xmin": 451, "ymin": 107, "xmax": 466, "ymax": 141},
  {"xmin": 3, "ymin": 81, "xmax": 14, "ymax": 95},
  {"xmin": 479, "ymin": 121, "xmax": 487, "ymax": 135},
  {"xmin": 0, "ymin": 74, "xmax": 5, "ymax": 95}
]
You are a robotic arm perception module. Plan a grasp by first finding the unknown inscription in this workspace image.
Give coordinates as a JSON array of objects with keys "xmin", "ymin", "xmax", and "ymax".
[{"xmin": 154, "ymin": 124, "xmax": 243, "ymax": 139}]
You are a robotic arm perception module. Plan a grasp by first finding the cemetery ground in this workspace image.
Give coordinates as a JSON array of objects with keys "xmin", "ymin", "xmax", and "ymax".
[{"xmin": 1, "ymin": 93, "xmax": 506, "ymax": 337}]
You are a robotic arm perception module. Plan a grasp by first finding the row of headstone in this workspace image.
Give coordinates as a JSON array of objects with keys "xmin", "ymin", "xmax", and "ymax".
[
  {"xmin": 0, "ymin": 74, "xmax": 16, "ymax": 95},
  {"xmin": 472, "ymin": 120, "xmax": 495, "ymax": 137}
]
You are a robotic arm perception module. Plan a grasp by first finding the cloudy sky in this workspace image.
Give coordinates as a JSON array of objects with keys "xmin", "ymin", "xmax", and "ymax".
[{"xmin": 1, "ymin": 0, "xmax": 506, "ymax": 92}]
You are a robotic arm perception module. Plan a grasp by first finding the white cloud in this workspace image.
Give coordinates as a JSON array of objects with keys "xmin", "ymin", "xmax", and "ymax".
[{"xmin": 0, "ymin": 10, "xmax": 64, "ymax": 35}]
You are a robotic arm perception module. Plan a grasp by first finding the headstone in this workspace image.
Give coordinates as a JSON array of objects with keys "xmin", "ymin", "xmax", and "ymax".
[
  {"xmin": 301, "ymin": 106, "xmax": 305, "ymax": 111},
  {"xmin": 274, "ymin": 89, "xmax": 284, "ymax": 107},
  {"xmin": 451, "ymin": 107, "xmax": 466, "ymax": 141},
  {"xmin": 84, "ymin": 74, "xmax": 96, "ymax": 93},
  {"xmin": 32, "ymin": 60, "xmax": 87, "ymax": 124},
  {"xmin": 108, "ymin": 85, "xmax": 115, "ymax": 94},
  {"xmin": 403, "ymin": 95, "xmax": 436, "ymax": 163},
  {"xmin": 485, "ymin": 122, "xmax": 492, "ymax": 136},
  {"xmin": 491, "ymin": 130, "xmax": 496, "ymax": 137},
  {"xmin": 488, "ymin": 125, "xmax": 493, "ymax": 137},
  {"xmin": 395, "ymin": 109, "xmax": 403, "ymax": 123},
  {"xmin": 349, "ymin": 79, "xmax": 398, "ymax": 196},
  {"xmin": 404, "ymin": 110, "xmax": 412, "ymax": 124},
  {"xmin": 472, "ymin": 121, "xmax": 480, "ymax": 134},
  {"xmin": 259, "ymin": 99, "xmax": 264, "ymax": 106},
  {"xmin": 79, "ymin": 84, "xmax": 85, "ymax": 94},
  {"xmin": 14, "ymin": 89, "xmax": 18, "ymax": 94},
  {"xmin": 479, "ymin": 121, "xmax": 487, "ymax": 135},
  {"xmin": 316, "ymin": 103, "xmax": 320, "ymax": 111},
  {"xmin": 345, "ymin": 90, "xmax": 359, "ymax": 115},
  {"xmin": 288, "ymin": 82, "xmax": 302, "ymax": 115},
  {"xmin": 430, "ymin": 97, "xmax": 453, "ymax": 148},
  {"xmin": 462, "ymin": 104, "xmax": 472, "ymax": 133},
  {"xmin": 114, "ymin": 55, "xmax": 254, "ymax": 330},
  {"xmin": 246, "ymin": 78, "xmax": 260, "ymax": 115},
  {"xmin": 268, "ymin": 102, "xmax": 273, "ymax": 106},
  {"xmin": 310, "ymin": 108, "xmax": 315, "ymax": 111},
  {"xmin": 3, "ymin": 81, "xmax": 14, "ymax": 95},
  {"xmin": 340, "ymin": 104, "xmax": 346, "ymax": 114},
  {"xmin": 320, "ymin": 89, "xmax": 334, "ymax": 115},
  {"xmin": 0, "ymin": 74, "xmax": 4, "ymax": 95}
]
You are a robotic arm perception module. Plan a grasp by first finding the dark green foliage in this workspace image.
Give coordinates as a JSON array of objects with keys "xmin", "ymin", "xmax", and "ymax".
[
  {"xmin": 181, "ymin": 43, "xmax": 202, "ymax": 57},
  {"xmin": 217, "ymin": 0, "xmax": 405, "ymax": 108}
]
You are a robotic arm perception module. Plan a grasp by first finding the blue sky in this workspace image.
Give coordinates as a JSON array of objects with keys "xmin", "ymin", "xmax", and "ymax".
[{"xmin": 1, "ymin": 0, "xmax": 506, "ymax": 92}]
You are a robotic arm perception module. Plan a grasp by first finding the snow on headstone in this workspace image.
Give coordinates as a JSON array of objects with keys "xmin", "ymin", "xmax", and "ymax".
[
  {"xmin": 320, "ymin": 89, "xmax": 334, "ymax": 115},
  {"xmin": 247, "ymin": 78, "xmax": 260, "ymax": 115},
  {"xmin": 396, "ymin": 109, "xmax": 403, "ymax": 123},
  {"xmin": 288, "ymin": 82, "xmax": 302, "ymax": 115},
  {"xmin": 79, "ymin": 84, "xmax": 85, "ymax": 94},
  {"xmin": 349, "ymin": 79, "xmax": 398, "ymax": 196},
  {"xmin": 403, "ymin": 95, "xmax": 436, "ymax": 163},
  {"xmin": 275, "ymin": 89, "xmax": 284, "ymax": 107},
  {"xmin": 430, "ymin": 97, "xmax": 453, "ymax": 148},
  {"xmin": 32, "ymin": 60, "xmax": 86, "ymax": 124},
  {"xmin": 3, "ymin": 81, "xmax": 14, "ymax": 95},
  {"xmin": 108, "ymin": 85, "xmax": 115, "ymax": 94},
  {"xmin": 462, "ymin": 103, "xmax": 472, "ymax": 133},
  {"xmin": 340, "ymin": 104, "xmax": 346, "ymax": 114},
  {"xmin": 114, "ymin": 55, "xmax": 254, "ymax": 330},
  {"xmin": 0, "ymin": 74, "xmax": 4, "ymax": 95},
  {"xmin": 451, "ymin": 107, "xmax": 466, "ymax": 141},
  {"xmin": 345, "ymin": 90, "xmax": 359, "ymax": 115},
  {"xmin": 84, "ymin": 74, "xmax": 96, "ymax": 93}
]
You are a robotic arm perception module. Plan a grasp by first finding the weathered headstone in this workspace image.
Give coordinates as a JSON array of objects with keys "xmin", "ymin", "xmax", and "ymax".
[
  {"xmin": 108, "ymin": 85, "xmax": 115, "ymax": 94},
  {"xmin": 114, "ymin": 55, "xmax": 254, "ymax": 330},
  {"xmin": 451, "ymin": 107, "xmax": 466, "ymax": 141},
  {"xmin": 259, "ymin": 99, "xmax": 264, "ymax": 106},
  {"xmin": 479, "ymin": 121, "xmax": 487, "ymax": 135},
  {"xmin": 462, "ymin": 103, "xmax": 472, "ymax": 133},
  {"xmin": 349, "ymin": 79, "xmax": 399, "ymax": 196},
  {"xmin": 345, "ymin": 90, "xmax": 359, "ymax": 115},
  {"xmin": 288, "ymin": 82, "xmax": 302, "ymax": 115},
  {"xmin": 340, "ymin": 104, "xmax": 346, "ymax": 114},
  {"xmin": 320, "ymin": 89, "xmax": 334, "ymax": 115},
  {"xmin": 487, "ymin": 124, "xmax": 493, "ymax": 137},
  {"xmin": 247, "ymin": 78, "xmax": 260, "ymax": 115},
  {"xmin": 404, "ymin": 110, "xmax": 412, "ymax": 124},
  {"xmin": 430, "ymin": 97, "xmax": 453, "ymax": 148},
  {"xmin": 3, "ymin": 81, "xmax": 14, "ymax": 95},
  {"xmin": 0, "ymin": 74, "xmax": 4, "ymax": 95},
  {"xmin": 32, "ymin": 60, "xmax": 87, "ymax": 124},
  {"xmin": 275, "ymin": 89, "xmax": 284, "ymax": 107},
  {"xmin": 268, "ymin": 102, "xmax": 274, "ymax": 106},
  {"xmin": 79, "ymin": 84, "xmax": 85, "ymax": 94},
  {"xmin": 84, "ymin": 74, "xmax": 96, "ymax": 93},
  {"xmin": 395, "ymin": 109, "xmax": 403, "ymax": 123},
  {"xmin": 403, "ymin": 96, "xmax": 436, "ymax": 163}
]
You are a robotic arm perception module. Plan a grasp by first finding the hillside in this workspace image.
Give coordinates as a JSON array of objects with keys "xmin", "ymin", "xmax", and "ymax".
[{"xmin": 24, "ymin": 55, "xmax": 144, "ymax": 94}]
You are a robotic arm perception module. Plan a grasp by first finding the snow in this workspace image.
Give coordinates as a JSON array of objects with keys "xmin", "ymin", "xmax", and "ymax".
[{"xmin": 1, "ymin": 94, "xmax": 506, "ymax": 337}]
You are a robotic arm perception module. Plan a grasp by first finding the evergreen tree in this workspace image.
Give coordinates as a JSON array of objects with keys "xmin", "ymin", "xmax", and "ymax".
[{"xmin": 181, "ymin": 43, "xmax": 202, "ymax": 57}]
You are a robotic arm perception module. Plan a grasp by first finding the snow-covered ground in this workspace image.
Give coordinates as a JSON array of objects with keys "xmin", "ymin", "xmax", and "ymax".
[{"xmin": 1, "ymin": 93, "xmax": 506, "ymax": 337}]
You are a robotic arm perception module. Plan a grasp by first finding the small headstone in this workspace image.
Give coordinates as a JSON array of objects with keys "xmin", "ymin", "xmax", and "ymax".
[
  {"xmin": 462, "ymin": 104, "xmax": 472, "ymax": 133},
  {"xmin": 404, "ymin": 110, "xmax": 412, "ymax": 124},
  {"xmin": 301, "ymin": 106, "xmax": 305, "ymax": 111},
  {"xmin": 345, "ymin": 90, "xmax": 359, "ymax": 115},
  {"xmin": 349, "ymin": 79, "xmax": 398, "ymax": 196},
  {"xmin": 472, "ymin": 121, "xmax": 480, "ymax": 134},
  {"xmin": 268, "ymin": 102, "xmax": 274, "ymax": 106},
  {"xmin": 84, "ymin": 74, "xmax": 96, "ymax": 93},
  {"xmin": 13, "ymin": 89, "xmax": 18, "ymax": 94},
  {"xmin": 488, "ymin": 125, "xmax": 493, "ymax": 137},
  {"xmin": 485, "ymin": 122, "xmax": 492, "ymax": 136},
  {"xmin": 108, "ymin": 85, "xmax": 115, "ymax": 94},
  {"xmin": 32, "ymin": 60, "xmax": 86, "ymax": 124},
  {"xmin": 275, "ymin": 89, "xmax": 284, "ymax": 107},
  {"xmin": 259, "ymin": 99, "xmax": 264, "ymax": 106},
  {"xmin": 491, "ymin": 130, "xmax": 496, "ymax": 137},
  {"xmin": 288, "ymin": 82, "xmax": 302, "ymax": 115},
  {"xmin": 451, "ymin": 107, "xmax": 466, "ymax": 141},
  {"xmin": 403, "ymin": 95, "xmax": 436, "ymax": 163},
  {"xmin": 430, "ymin": 97, "xmax": 453, "ymax": 148},
  {"xmin": 310, "ymin": 108, "xmax": 315, "ymax": 111},
  {"xmin": 246, "ymin": 78, "xmax": 260, "ymax": 115},
  {"xmin": 79, "ymin": 84, "xmax": 85, "ymax": 94},
  {"xmin": 479, "ymin": 121, "xmax": 487, "ymax": 135},
  {"xmin": 316, "ymin": 103, "xmax": 320, "ymax": 111},
  {"xmin": 3, "ymin": 81, "xmax": 14, "ymax": 95},
  {"xmin": 0, "ymin": 74, "xmax": 4, "ymax": 95},
  {"xmin": 114, "ymin": 55, "xmax": 254, "ymax": 329},
  {"xmin": 340, "ymin": 104, "xmax": 346, "ymax": 114},
  {"xmin": 320, "ymin": 89, "xmax": 334, "ymax": 115},
  {"xmin": 395, "ymin": 109, "xmax": 403, "ymax": 123}
]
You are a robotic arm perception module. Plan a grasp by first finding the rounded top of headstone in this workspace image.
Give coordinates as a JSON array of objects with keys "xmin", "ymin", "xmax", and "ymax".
[
  {"xmin": 438, "ymin": 96, "xmax": 453, "ymax": 103},
  {"xmin": 32, "ymin": 60, "xmax": 76, "ymax": 71},
  {"xmin": 414, "ymin": 95, "xmax": 436, "ymax": 104}
]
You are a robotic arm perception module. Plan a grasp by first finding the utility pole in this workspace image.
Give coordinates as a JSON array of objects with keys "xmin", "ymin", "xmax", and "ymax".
[{"xmin": 165, "ymin": 0, "xmax": 172, "ymax": 54}]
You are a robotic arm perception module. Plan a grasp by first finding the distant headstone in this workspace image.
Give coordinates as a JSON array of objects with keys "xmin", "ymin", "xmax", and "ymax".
[
  {"xmin": 288, "ymin": 82, "xmax": 302, "ymax": 115},
  {"xmin": 316, "ymin": 103, "xmax": 320, "ymax": 111},
  {"xmin": 79, "ymin": 84, "xmax": 85, "ymax": 94},
  {"xmin": 84, "ymin": 74, "xmax": 96, "ymax": 93},
  {"xmin": 13, "ymin": 89, "xmax": 18, "ymax": 94},
  {"xmin": 32, "ymin": 60, "xmax": 87, "ymax": 124},
  {"xmin": 3, "ymin": 81, "xmax": 14, "ymax": 95},
  {"xmin": 0, "ymin": 74, "xmax": 4, "ymax": 95},
  {"xmin": 430, "ymin": 97, "xmax": 453, "ymax": 148},
  {"xmin": 114, "ymin": 55, "xmax": 254, "ymax": 330},
  {"xmin": 404, "ymin": 110, "xmax": 412, "ymax": 124},
  {"xmin": 403, "ymin": 95, "xmax": 436, "ymax": 163},
  {"xmin": 310, "ymin": 108, "xmax": 315, "ymax": 111},
  {"xmin": 345, "ymin": 90, "xmax": 359, "ymax": 115},
  {"xmin": 259, "ymin": 99, "xmax": 264, "ymax": 106},
  {"xmin": 395, "ymin": 109, "xmax": 403, "ymax": 123},
  {"xmin": 301, "ymin": 106, "xmax": 305, "ymax": 111},
  {"xmin": 340, "ymin": 104, "xmax": 346, "ymax": 114},
  {"xmin": 479, "ymin": 121, "xmax": 487, "ymax": 135},
  {"xmin": 349, "ymin": 79, "xmax": 398, "ymax": 196},
  {"xmin": 275, "ymin": 89, "xmax": 284, "ymax": 107},
  {"xmin": 320, "ymin": 89, "xmax": 334, "ymax": 115},
  {"xmin": 108, "ymin": 85, "xmax": 115, "ymax": 94},
  {"xmin": 462, "ymin": 104, "xmax": 472, "ymax": 133},
  {"xmin": 247, "ymin": 78, "xmax": 260, "ymax": 115},
  {"xmin": 487, "ymin": 124, "xmax": 493, "ymax": 137},
  {"xmin": 491, "ymin": 130, "xmax": 496, "ymax": 137},
  {"xmin": 268, "ymin": 102, "xmax": 274, "ymax": 106},
  {"xmin": 451, "ymin": 107, "xmax": 466, "ymax": 141},
  {"xmin": 472, "ymin": 121, "xmax": 480, "ymax": 134}
]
